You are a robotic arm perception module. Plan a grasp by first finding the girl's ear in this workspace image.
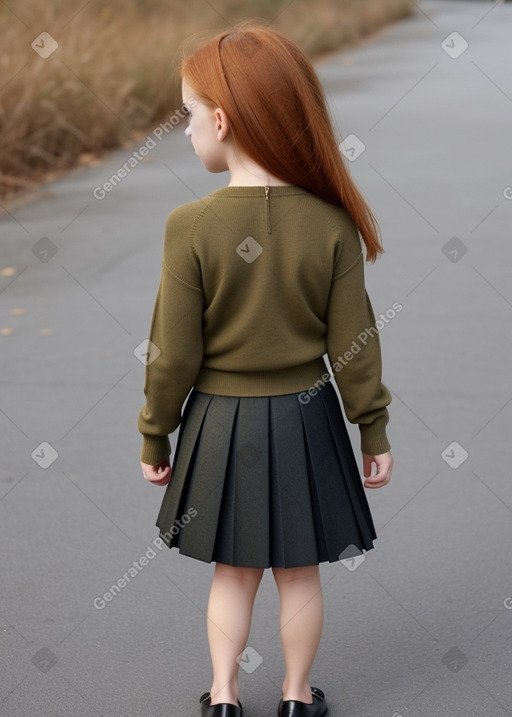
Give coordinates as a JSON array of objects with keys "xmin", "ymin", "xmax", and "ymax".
[{"xmin": 214, "ymin": 107, "xmax": 230, "ymax": 142}]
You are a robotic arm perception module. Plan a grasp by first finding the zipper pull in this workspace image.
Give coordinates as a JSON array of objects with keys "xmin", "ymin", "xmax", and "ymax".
[{"xmin": 264, "ymin": 184, "xmax": 270, "ymax": 233}]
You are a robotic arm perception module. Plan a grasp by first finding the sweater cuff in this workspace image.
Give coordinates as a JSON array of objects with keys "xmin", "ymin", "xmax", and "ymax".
[
  {"xmin": 140, "ymin": 435, "xmax": 171, "ymax": 465},
  {"xmin": 359, "ymin": 415, "xmax": 391, "ymax": 456}
]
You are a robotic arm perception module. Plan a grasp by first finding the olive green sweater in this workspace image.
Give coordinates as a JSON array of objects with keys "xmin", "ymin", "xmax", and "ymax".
[{"xmin": 138, "ymin": 185, "xmax": 391, "ymax": 465}]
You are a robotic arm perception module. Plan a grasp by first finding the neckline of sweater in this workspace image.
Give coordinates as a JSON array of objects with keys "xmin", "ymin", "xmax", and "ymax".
[{"xmin": 209, "ymin": 185, "xmax": 310, "ymax": 197}]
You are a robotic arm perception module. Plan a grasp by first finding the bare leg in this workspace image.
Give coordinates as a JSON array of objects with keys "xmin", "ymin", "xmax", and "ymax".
[
  {"xmin": 272, "ymin": 565, "xmax": 324, "ymax": 703},
  {"xmin": 207, "ymin": 562, "xmax": 264, "ymax": 705}
]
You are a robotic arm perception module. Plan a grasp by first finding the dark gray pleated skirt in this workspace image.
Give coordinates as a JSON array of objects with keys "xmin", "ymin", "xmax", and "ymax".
[{"xmin": 155, "ymin": 381, "xmax": 377, "ymax": 568}]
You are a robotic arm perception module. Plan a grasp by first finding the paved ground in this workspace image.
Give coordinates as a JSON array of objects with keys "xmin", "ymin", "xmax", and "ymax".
[{"xmin": 1, "ymin": 2, "xmax": 512, "ymax": 715}]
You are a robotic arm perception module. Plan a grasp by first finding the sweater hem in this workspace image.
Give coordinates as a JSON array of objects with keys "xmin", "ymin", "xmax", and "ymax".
[{"xmin": 193, "ymin": 357, "xmax": 330, "ymax": 396}]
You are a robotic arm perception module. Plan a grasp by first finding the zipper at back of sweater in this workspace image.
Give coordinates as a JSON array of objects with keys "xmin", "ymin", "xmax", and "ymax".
[{"xmin": 265, "ymin": 184, "xmax": 271, "ymax": 233}]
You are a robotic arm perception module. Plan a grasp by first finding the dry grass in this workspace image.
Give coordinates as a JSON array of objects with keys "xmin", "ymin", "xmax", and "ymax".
[{"xmin": 0, "ymin": 0, "xmax": 412, "ymax": 200}]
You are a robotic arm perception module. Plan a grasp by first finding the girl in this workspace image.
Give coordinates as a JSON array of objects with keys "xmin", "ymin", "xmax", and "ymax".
[{"xmin": 138, "ymin": 21, "xmax": 393, "ymax": 717}]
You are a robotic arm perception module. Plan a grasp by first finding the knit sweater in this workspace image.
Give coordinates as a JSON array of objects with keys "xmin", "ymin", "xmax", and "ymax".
[{"xmin": 138, "ymin": 184, "xmax": 391, "ymax": 465}]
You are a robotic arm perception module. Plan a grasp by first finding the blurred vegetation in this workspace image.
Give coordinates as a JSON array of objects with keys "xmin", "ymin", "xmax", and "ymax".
[{"xmin": 0, "ymin": 0, "xmax": 412, "ymax": 200}]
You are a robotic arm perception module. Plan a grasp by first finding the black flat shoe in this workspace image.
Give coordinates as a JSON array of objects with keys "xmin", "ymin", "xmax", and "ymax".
[
  {"xmin": 277, "ymin": 686, "xmax": 328, "ymax": 717},
  {"xmin": 200, "ymin": 691, "xmax": 243, "ymax": 717}
]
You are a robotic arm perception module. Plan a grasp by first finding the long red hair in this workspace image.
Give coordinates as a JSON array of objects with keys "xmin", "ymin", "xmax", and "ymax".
[{"xmin": 180, "ymin": 21, "xmax": 383, "ymax": 261}]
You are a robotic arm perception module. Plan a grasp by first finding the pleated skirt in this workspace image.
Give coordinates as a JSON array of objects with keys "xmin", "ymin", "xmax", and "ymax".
[{"xmin": 155, "ymin": 381, "xmax": 377, "ymax": 568}]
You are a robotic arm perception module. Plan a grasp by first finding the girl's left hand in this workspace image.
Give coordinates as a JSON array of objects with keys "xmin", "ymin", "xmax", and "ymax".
[
  {"xmin": 141, "ymin": 459, "xmax": 171, "ymax": 486},
  {"xmin": 362, "ymin": 451, "xmax": 393, "ymax": 488}
]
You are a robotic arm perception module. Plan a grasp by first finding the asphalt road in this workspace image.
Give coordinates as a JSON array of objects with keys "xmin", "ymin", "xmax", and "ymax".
[{"xmin": 1, "ymin": 2, "xmax": 512, "ymax": 715}]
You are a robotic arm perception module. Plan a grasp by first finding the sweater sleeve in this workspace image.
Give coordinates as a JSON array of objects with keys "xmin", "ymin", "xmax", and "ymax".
[
  {"xmin": 137, "ymin": 209, "xmax": 204, "ymax": 465},
  {"xmin": 325, "ymin": 217, "xmax": 391, "ymax": 456}
]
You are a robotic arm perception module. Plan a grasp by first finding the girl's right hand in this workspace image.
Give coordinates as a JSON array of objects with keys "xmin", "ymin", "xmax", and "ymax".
[
  {"xmin": 141, "ymin": 459, "xmax": 171, "ymax": 486},
  {"xmin": 362, "ymin": 452, "xmax": 393, "ymax": 488}
]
